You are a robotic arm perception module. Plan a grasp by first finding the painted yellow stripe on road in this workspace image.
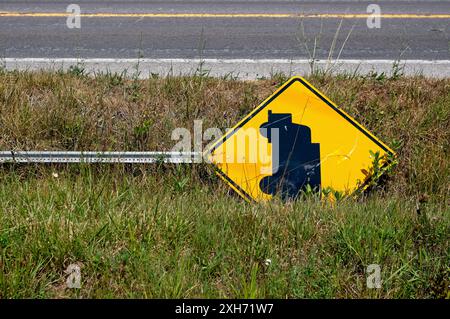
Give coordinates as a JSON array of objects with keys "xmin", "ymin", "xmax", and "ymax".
[{"xmin": 0, "ymin": 12, "xmax": 449, "ymax": 19}]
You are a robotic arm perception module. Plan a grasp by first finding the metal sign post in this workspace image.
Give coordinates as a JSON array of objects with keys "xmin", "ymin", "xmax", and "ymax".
[{"xmin": 0, "ymin": 151, "xmax": 201, "ymax": 164}]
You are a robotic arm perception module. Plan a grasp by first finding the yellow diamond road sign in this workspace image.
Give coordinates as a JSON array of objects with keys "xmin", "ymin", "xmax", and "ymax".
[{"xmin": 207, "ymin": 76, "xmax": 395, "ymax": 201}]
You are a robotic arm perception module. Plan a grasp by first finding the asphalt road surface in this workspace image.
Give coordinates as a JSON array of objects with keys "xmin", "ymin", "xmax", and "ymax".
[
  {"xmin": 1, "ymin": 0, "xmax": 449, "ymax": 59},
  {"xmin": 0, "ymin": 1, "xmax": 449, "ymax": 77}
]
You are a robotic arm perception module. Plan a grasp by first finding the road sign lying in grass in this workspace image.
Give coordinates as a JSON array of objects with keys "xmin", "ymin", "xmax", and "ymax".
[
  {"xmin": 206, "ymin": 76, "xmax": 395, "ymax": 201},
  {"xmin": 1, "ymin": 76, "xmax": 395, "ymax": 202}
]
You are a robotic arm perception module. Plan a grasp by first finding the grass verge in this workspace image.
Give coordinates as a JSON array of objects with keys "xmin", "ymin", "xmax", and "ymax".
[{"xmin": 0, "ymin": 70, "xmax": 448, "ymax": 298}]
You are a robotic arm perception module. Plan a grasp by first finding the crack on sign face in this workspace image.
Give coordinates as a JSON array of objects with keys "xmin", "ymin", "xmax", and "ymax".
[
  {"xmin": 336, "ymin": 137, "xmax": 359, "ymax": 165},
  {"xmin": 316, "ymin": 137, "xmax": 359, "ymax": 167}
]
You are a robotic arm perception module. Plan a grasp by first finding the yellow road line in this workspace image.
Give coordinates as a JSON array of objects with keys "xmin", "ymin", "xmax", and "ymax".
[{"xmin": 0, "ymin": 12, "xmax": 449, "ymax": 19}]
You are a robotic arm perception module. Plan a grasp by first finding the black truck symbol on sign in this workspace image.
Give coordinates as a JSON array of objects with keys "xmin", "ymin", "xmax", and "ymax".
[{"xmin": 259, "ymin": 110, "xmax": 321, "ymax": 199}]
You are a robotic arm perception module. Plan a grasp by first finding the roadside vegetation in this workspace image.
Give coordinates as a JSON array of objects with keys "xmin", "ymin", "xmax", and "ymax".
[{"xmin": 0, "ymin": 68, "xmax": 448, "ymax": 298}]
